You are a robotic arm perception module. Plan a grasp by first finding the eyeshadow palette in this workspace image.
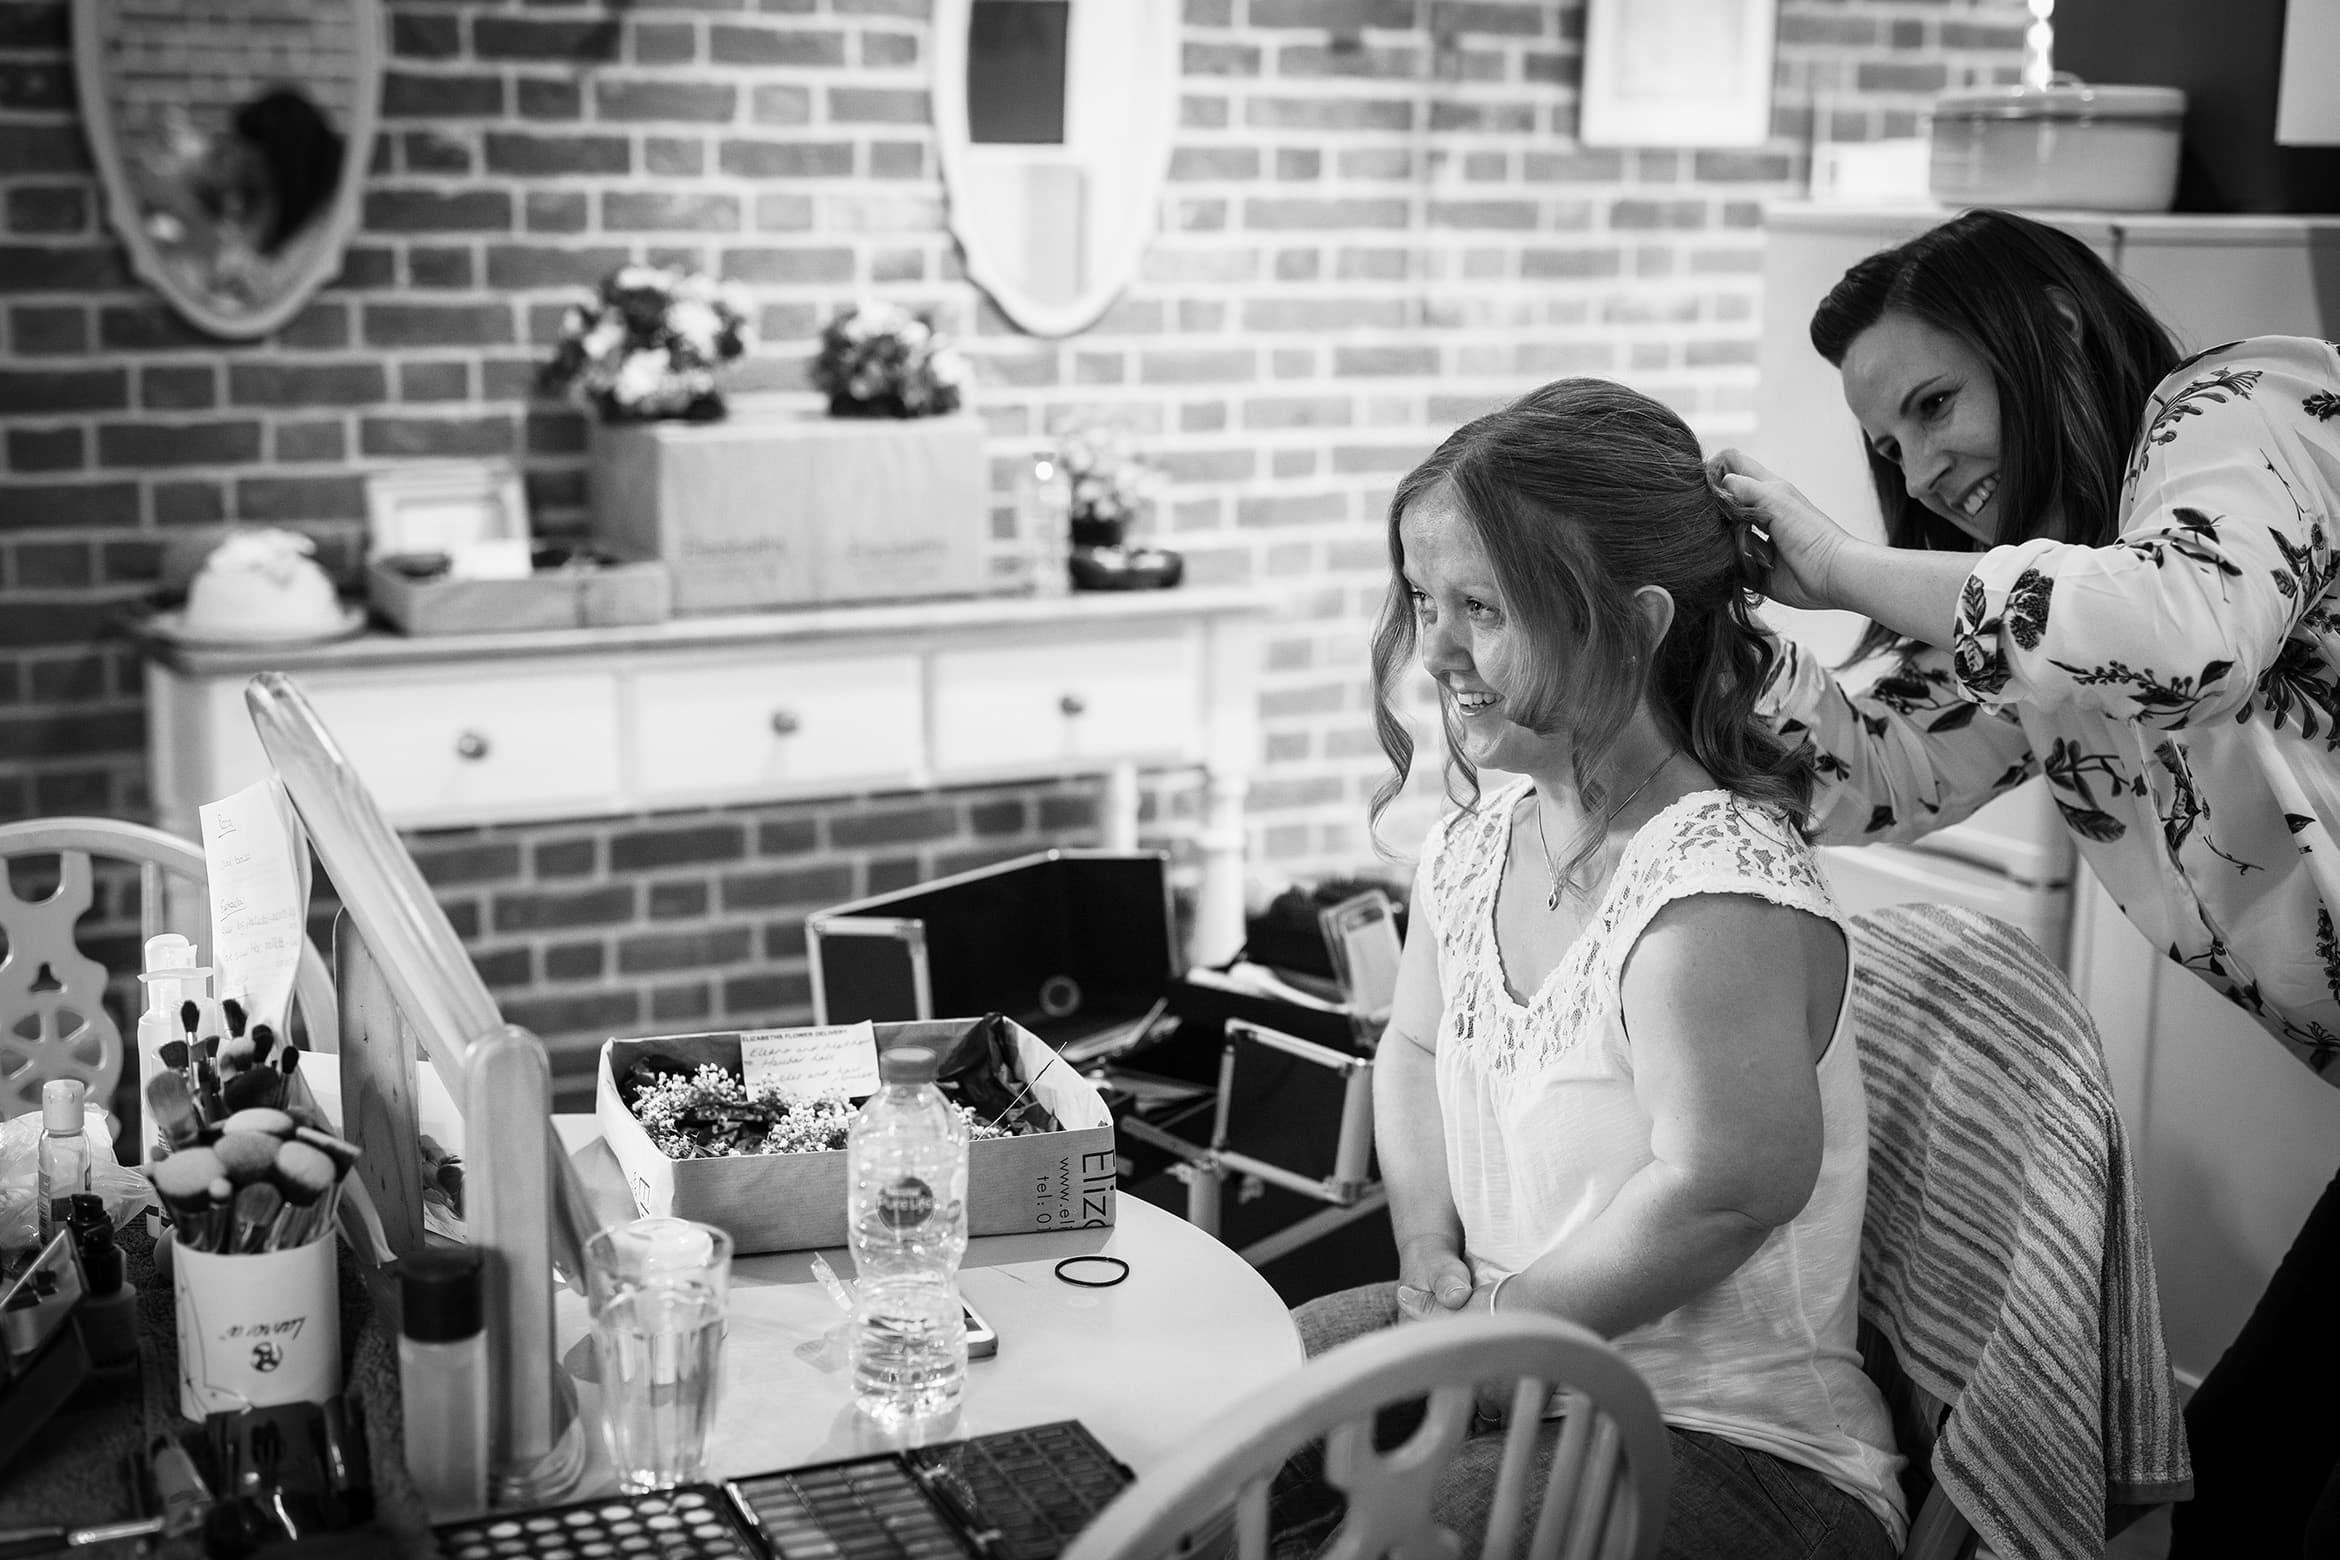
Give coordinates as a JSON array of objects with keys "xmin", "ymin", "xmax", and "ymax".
[
  {"xmin": 433, "ymin": 1485, "xmax": 761, "ymax": 1560},
  {"xmin": 431, "ymin": 1423, "xmax": 1133, "ymax": 1560}
]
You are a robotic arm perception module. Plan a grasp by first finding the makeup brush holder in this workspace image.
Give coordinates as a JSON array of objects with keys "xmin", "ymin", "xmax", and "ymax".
[{"xmin": 172, "ymin": 1232, "xmax": 341, "ymax": 1419}]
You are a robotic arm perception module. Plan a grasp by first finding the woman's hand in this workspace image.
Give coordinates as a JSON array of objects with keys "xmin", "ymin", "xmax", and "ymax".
[
  {"xmin": 1707, "ymin": 447, "xmax": 1861, "ymax": 613},
  {"xmin": 1393, "ymin": 1235, "xmax": 1473, "ymax": 1324}
]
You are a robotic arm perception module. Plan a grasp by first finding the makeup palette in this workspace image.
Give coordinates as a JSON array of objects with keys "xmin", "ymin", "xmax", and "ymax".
[{"xmin": 429, "ymin": 1422, "xmax": 1133, "ymax": 1560}]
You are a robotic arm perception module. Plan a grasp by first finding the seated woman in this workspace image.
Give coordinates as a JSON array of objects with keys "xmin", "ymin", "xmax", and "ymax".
[{"xmin": 1279, "ymin": 379, "xmax": 1904, "ymax": 1558}]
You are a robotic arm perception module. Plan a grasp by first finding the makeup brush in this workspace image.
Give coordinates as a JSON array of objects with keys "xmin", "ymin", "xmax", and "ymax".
[
  {"xmin": 230, "ymin": 1183, "xmax": 284, "ymax": 1254},
  {"xmin": 221, "ymin": 1107, "xmax": 295, "ymax": 1140},
  {"xmin": 145, "ymin": 1072, "xmax": 206, "ymax": 1152},
  {"xmin": 250, "ymin": 1023, "xmax": 277, "ymax": 1068},
  {"xmin": 213, "ymin": 1131, "xmax": 282, "ymax": 1188},
  {"xmin": 289, "ymin": 1125, "xmax": 361, "ymax": 1176},
  {"xmin": 219, "ymin": 1067, "xmax": 283, "ymax": 1114},
  {"xmin": 158, "ymin": 1038, "xmax": 189, "ymax": 1076},
  {"xmin": 178, "ymin": 998, "xmax": 200, "ymax": 1048},
  {"xmin": 222, "ymin": 998, "xmax": 247, "ymax": 1040},
  {"xmin": 152, "ymin": 1148, "xmax": 231, "ymax": 1252},
  {"xmin": 268, "ymin": 1141, "xmax": 337, "ymax": 1249}
]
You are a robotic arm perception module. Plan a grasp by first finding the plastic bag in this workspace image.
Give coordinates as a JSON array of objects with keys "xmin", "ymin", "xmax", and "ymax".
[{"xmin": 0, "ymin": 1104, "xmax": 157, "ymax": 1264}]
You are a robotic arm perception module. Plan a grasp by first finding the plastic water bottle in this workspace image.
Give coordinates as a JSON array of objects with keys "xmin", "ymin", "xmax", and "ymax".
[{"xmin": 847, "ymin": 1044, "xmax": 970, "ymax": 1428}]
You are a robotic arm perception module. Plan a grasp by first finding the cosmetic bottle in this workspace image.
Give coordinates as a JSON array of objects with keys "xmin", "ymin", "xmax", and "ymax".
[
  {"xmin": 68, "ymin": 1198, "xmax": 138, "ymax": 1373},
  {"xmin": 36, "ymin": 1079, "xmax": 90, "ymax": 1250},
  {"xmin": 397, "ymin": 1246, "xmax": 489, "ymax": 1521}
]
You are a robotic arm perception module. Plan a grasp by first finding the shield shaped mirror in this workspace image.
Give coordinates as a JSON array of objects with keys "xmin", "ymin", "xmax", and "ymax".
[
  {"xmin": 72, "ymin": 0, "xmax": 381, "ymax": 340},
  {"xmin": 933, "ymin": 0, "xmax": 1180, "ymax": 339}
]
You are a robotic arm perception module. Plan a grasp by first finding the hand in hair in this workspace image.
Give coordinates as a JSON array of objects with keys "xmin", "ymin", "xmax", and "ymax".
[{"xmin": 1708, "ymin": 448, "xmax": 1857, "ymax": 614}]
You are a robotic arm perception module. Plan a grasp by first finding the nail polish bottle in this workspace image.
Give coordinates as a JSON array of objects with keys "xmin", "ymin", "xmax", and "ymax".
[{"xmin": 68, "ymin": 1201, "xmax": 138, "ymax": 1374}]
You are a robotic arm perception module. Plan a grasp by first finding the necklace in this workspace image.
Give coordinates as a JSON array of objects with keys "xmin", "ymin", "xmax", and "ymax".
[{"xmin": 1531, "ymin": 754, "xmax": 1675, "ymax": 912}]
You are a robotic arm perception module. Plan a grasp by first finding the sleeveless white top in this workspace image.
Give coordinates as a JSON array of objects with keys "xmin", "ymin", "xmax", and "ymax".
[{"xmin": 1419, "ymin": 780, "xmax": 1906, "ymax": 1544}]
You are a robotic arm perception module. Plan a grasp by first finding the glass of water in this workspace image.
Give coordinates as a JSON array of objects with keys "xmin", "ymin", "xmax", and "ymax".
[{"xmin": 583, "ymin": 1217, "xmax": 733, "ymax": 1492}]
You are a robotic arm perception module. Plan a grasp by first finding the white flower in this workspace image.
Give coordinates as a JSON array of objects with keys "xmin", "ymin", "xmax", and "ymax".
[
  {"xmin": 582, "ymin": 316, "xmax": 625, "ymax": 363},
  {"xmin": 669, "ymin": 298, "xmax": 722, "ymax": 357},
  {"xmin": 613, "ymin": 264, "xmax": 664, "ymax": 293},
  {"xmin": 926, "ymin": 346, "xmax": 969, "ymax": 388},
  {"xmin": 613, "ymin": 349, "xmax": 669, "ymax": 407}
]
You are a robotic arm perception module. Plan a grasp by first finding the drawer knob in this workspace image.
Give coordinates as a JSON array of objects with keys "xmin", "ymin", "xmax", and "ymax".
[
  {"xmin": 454, "ymin": 730, "xmax": 491, "ymax": 762},
  {"xmin": 769, "ymin": 710, "xmax": 801, "ymax": 737},
  {"xmin": 1058, "ymin": 693, "xmax": 1087, "ymax": 718}
]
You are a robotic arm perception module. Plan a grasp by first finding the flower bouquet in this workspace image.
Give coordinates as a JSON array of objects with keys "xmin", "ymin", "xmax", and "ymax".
[
  {"xmin": 1057, "ymin": 422, "xmax": 1168, "ymax": 547},
  {"xmin": 809, "ymin": 301, "xmax": 970, "ymax": 419},
  {"xmin": 541, "ymin": 263, "xmax": 754, "ymax": 423}
]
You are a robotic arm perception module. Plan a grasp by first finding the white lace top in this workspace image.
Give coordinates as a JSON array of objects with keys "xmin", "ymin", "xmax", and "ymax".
[{"xmin": 1419, "ymin": 779, "xmax": 1906, "ymax": 1544}]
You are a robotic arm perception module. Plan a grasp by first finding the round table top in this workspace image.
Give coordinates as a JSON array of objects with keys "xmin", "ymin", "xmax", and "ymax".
[{"xmin": 554, "ymin": 1118, "xmax": 1303, "ymax": 1480}]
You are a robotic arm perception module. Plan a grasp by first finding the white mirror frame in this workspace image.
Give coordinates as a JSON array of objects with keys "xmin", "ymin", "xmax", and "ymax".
[
  {"xmin": 933, "ymin": 0, "xmax": 1181, "ymax": 339},
  {"xmin": 72, "ymin": 0, "xmax": 383, "ymax": 340}
]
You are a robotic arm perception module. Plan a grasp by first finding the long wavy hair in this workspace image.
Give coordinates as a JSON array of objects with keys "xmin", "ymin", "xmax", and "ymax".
[
  {"xmin": 1809, "ymin": 208, "xmax": 2180, "ymax": 664},
  {"xmin": 1368, "ymin": 378, "xmax": 1814, "ymax": 879}
]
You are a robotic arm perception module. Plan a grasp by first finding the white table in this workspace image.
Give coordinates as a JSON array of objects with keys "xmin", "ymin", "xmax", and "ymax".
[{"xmin": 554, "ymin": 1118, "xmax": 1304, "ymax": 1480}]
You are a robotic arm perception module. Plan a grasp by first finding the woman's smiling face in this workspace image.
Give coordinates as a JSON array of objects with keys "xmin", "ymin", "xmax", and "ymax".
[
  {"xmin": 1839, "ymin": 309, "xmax": 2008, "ymax": 546},
  {"xmin": 1399, "ymin": 485, "xmax": 1558, "ymax": 777}
]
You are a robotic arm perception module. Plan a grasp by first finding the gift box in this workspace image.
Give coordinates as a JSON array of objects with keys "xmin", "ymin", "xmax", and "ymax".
[
  {"xmin": 595, "ymin": 1019, "xmax": 1117, "ymax": 1255},
  {"xmin": 588, "ymin": 408, "xmax": 990, "ymax": 614},
  {"xmin": 366, "ymin": 548, "xmax": 672, "ymax": 636}
]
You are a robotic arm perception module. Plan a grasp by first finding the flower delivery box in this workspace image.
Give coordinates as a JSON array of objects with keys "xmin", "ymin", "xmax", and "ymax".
[{"xmin": 595, "ymin": 1018, "xmax": 1117, "ymax": 1255}]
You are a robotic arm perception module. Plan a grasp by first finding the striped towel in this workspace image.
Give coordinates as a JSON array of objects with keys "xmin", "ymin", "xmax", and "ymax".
[{"xmin": 1847, "ymin": 903, "xmax": 2193, "ymax": 1560}]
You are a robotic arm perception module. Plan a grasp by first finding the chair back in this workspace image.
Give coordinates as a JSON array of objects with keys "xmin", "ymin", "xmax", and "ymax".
[
  {"xmin": 1845, "ymin": 902, "xmax": 2190, "ymax": 1560},
  {"xmin": 0, "ymin": 817, "xmax": 338, "ymax": 1121},
  {"xmin": 1060, "ymin": 1312, "xmax": 1670, "ymax": 1560}
]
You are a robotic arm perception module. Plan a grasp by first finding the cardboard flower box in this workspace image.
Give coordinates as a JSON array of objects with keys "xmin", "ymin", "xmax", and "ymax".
[
  {"xmin": 588, "ymin": 407, "xmax": 990, "ymax": 614},
  {"xmin": 595, "ymin": 1020, "xmax": 1117, "ymax": 1255}
]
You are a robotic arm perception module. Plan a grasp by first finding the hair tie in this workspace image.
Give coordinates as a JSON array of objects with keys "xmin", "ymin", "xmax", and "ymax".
[{"xmin": 1053, "ymin": 1254, "xmax": 1130, "ymax": 1289}]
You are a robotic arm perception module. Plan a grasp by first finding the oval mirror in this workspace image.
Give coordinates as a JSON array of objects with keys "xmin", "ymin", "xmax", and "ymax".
[
  {"xmin": 934, "ymin": 0, "xmax": 1180, "ymax": 339},
  {"xmin": 72, "ymin": 0, "xmax": 381, "ymax": 340}
]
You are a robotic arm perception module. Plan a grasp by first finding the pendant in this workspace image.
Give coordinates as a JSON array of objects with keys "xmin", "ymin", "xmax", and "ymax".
[{"xmin": 1546, "ymin": 881, "xmax": 1563, "ymax": 912}]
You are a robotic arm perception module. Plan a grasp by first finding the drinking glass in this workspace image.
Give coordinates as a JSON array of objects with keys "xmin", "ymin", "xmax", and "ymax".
[{"xmin": 583, "ymin": 1217, "xmax": 733, "ymax": 1492}]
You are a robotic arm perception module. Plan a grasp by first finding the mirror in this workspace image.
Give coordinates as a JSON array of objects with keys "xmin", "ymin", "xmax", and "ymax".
[
  {"xmin": 934, "ymin": 0, "xmax": 1180, "ymax": 339},
  {"xmin": 72, "ymin": 0, "xmax": 381, "ymax": 340}
]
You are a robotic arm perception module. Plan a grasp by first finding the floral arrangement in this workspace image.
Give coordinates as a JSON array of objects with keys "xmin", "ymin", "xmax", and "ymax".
[
  {"xmin": 1057, "ymin": 422, "xmax": 1169, "ymax": 544},
  {"xmin": 540, "ymin": 263, "xmax": 754, "ymax": 422},
  {"xmin": 810, "ymin": 301, "xmax": 970, "ymax": 419},
  {"xmin": 619, "ymin": 1059, "xmax": 1020, "ymax": 1160}
]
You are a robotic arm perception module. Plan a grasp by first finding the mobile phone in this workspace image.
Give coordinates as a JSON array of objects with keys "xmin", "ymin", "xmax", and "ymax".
[{"xmin": 962, "ymin": 1298, "xmax": 998, "ymax": 1358}]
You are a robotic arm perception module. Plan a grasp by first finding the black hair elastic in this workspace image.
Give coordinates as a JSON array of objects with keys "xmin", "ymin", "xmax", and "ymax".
[{"xmin": 1053, "ymin": 1255, "xmax": 1130, "ymax": 1289}]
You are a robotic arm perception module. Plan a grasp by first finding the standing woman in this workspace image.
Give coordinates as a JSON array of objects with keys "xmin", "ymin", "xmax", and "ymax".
[{"xmin": 1712, "ymin": 207, "xmax": 2340, "ymax": 1558}]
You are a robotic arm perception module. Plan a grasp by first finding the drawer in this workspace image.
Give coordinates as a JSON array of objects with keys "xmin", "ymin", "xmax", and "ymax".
[
  {"xmin": 629, "ymin": 652, "xmax": 923, "ymax": 801},
  {"xmin": 310, "ymin": 671, "xmax": 623, "ymax": 821},
  {"xmin": 931, "ymin": 633, "xmax": 1199, "ymax": 774}
]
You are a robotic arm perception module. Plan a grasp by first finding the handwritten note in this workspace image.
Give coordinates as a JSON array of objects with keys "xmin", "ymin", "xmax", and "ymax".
[
  {"xmin": 200, "ymin": 776, "xmax": 311, "ymax": 1035},
  {"xmin": 740, "ymin": 1021, "xmax": 881, "ymax": 1102}
]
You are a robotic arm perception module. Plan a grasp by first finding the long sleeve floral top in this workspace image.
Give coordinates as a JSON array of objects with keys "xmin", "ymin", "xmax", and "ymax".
[{"xmin": 1760, "ymin": 336, "xmax": 2340, "ymax": 1081}]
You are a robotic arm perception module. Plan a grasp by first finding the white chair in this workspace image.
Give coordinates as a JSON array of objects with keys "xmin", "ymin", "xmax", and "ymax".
[
  {"xmin": 1061, "ymin": 1312, "xmax": 1671, "ymax": 1560},
  {"xmin": 0, "ymin": 816, "xmax": 338, "ymax": 1121}
]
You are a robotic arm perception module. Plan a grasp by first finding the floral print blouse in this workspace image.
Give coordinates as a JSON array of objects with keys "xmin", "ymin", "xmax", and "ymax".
[{"xmin": 1760, "ymin": 336, "xmax": 2340, "ymax": 1082}]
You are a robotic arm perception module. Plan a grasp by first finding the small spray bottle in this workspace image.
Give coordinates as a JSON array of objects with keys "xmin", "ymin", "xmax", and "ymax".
[
  {"xmin": 37, "ymin": 1078, "xmax": 90, "ymax": 1249},
  {"xmin": 134, "ymin": 934, "xmax": 206, "ymax": 1168}
]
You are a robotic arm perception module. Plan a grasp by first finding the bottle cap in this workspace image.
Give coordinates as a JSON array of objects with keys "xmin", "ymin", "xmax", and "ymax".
[
  {"xmin": 876, "ymin": 1044, "xmax": 939, "ymax": 1085},
  {"xmin": 41, "ymin": 1078, "xmax": 86, "ymax": 1133},
  {"xmin": 64, "ymin": 1192, "xmax": 107, "ymax": 1235},
  {"xmin": 75, "ymin": 1218, "xmax": 123, "ymax": 1296},
  {"xmin": 397, "ymin": 1247, "xmax": 485, "ymax": 1343}
]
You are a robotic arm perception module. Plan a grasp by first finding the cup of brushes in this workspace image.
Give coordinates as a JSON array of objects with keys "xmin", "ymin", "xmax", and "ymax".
[{"xmin": 147, "ymin": 997, "xmax": 358, "ymax": 1420}]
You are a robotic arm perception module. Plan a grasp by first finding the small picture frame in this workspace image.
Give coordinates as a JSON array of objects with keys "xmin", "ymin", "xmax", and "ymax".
[
  {"xmin": 1580, "ymin": 0, "xmax": 1779, "ymax": 149},
  {"xmin": 1317, "ymin": 890, "xmax": 1403, "ymax": 1024},
  {"xmin": 363, "ymin": 458, "xmax": 530, "ymax": 567}
]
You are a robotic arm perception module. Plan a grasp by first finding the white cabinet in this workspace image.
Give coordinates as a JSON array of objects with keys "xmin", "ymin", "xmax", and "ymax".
[{"xmin": 144, "ymin": 590, "xmax": 1270, "ymax": 964}]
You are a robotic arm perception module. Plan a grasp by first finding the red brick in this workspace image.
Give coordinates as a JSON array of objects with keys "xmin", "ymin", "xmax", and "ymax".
[
  {"xmin": 359, "ymin": 414, "xmax": 518, "ymax": 459},
  {"xmin": 10, "ymin": 304, "xmax": 85, "ymax": 354},
  {"xmin": 1430, "ymin": 1, "xmax": 1547, "ymax": 34},
  {"xmin": 1171, "ymin": 147, "xmax": 1260, "ymax": 181},
  {"xmin": 1276, "ymin": 42, "xmax": 1421, "ymax": 77},
  {"xmin": 604, "ymin": 191, "xmax": 740, "ymax": 231},
  {"xmin": 475, "ymin": 17, "xmax": 621, "ymax": 62},
  {"xmin": 402, "ymin": 131, "xmax": 473, "ymax": 175},
  {"xmin": 648, "ymin": 137, "xmax": 706, "ymax": 177},
  {"xmin": 1244, "ymin": 197, "xmax": 1408, "ymax": 230},
  {"xmin": 0, "ymin": 709, "xmax": 143, "ymax": 760},
  {"xmin": 525, "ymin": 192, "xmax": 590, "ymax": 234},
  {"xmin": 4, "ymin": 184, "xmax": 83, "ymax": 234},
  {"xmin": 618, "ymin": 925, "xmax": 754, "ymax": 975},
  {"xmin": 1428, "ymin": 200, "xmax": 1538, "ymax": 229},
  {"xmin": 534, "ymin": 837, "xmax": 599, "ymax": 878},
  {"xmin": 236, "ymin": 474, "xmax": 367, "ymax": 523},
  {"xmin": 94, "ymin": 421, "xmax": 261, "ymax": 469},
  {"xmin": 1242, "ymin": 298, "xmax": 1407, "ymax": 331},
  {"xmin": 410, "ymin": 841, "xmax": 525, "ymax": 887},
  {"xmin": 1181, "ymin": 94, "xmax": 1230, "ymax": 129},
  {"xmin": 719, "ymin": 139, "xmax": 853, "ymax": 178},
  {"xmin": 364, "ymin": 302, "xmax": 517, "ymax": 347},
  {"xmin": 391, "ymin": 13, "xmax": 461, "ymax": 58},
  {"xmin": 408, "ymin": 247, "xmax": 475, "ymax": 289},
  {"xmin": 153, "ymin": 480, "xmax": 224, "ymax": 528},
  {"xmin": 486, "ymin": 132, "xmax": 632, "ymax": 177},
  {"xmin": 724, "ymin": 246, "xmax": 852, "ymax": 283},
  {"xmin": 0, "ymin": 367, "xmax": 119, "ymax": 414},
  {"xmin": 1522, "ymin": 247, "xmax": 1622, "ymax": 279},
  {"xmin": 228, "ymin": 362, "xmax": 390, "ymax": 407},
  {"xmin": 634, "ymin": 21, "xmax": 698, "ymax": 64},
  {"xmin": 0, "ymin": 245, "xmax": 129, "ymax": 293},
  {"xmin": 546, "ymin": 942, "xmax": 607, "ymax": 980},
  {"xmin": 1139, "ymin": 348, "xmax": 1256, "ymax": 384},
  {"xmin": 1239, "ymin": 492, "xmax": 1347, "ymax": 527},
  {"xmin": 1856, "ymin": 60, "xmax": 1949, "ymax": 93},
  {"xmin": 862, "ymin": 29, "xmax": 919, "ymax": 66},
  {"xmin": 711, "ymin": 23, "xmax": 844, "ymax": 64},
  {"xmin": 6, "ymin": 426, "xmax": 81, "ymax": 473},
  {"xmin": 1185, "ymin": 40, "xmax": 1260, "ymax": 74},
  {"xmin": 0, "ymin": 123, "xmax": 85, "ymax": 176},
  {"xmin": 610, "ymin": 822, "xmax": 747, "ymax": 871},
  {"xmin": 594, "ymin": 78, "xmax": 738, "ymax": 121},
  {"xmin": 366, "ymin": 188, "xmax": 513, "ymax": 233},
  {"xmin": 493, "ymin": 883, "xmax": 638, "ymax": 933},
  {"xmin": 1250, "ymin": 0, "xmax": 1415, "ymax": 25},
  {"xmin": 488, "ymin": 244, "xmax": 631, "ymax": 289},
  {"xmin": 15, "ymin": 541, "xmax": 93, "ymax": 588},
  {"xmin": 400, "ymin": 361, "xmax": 469, "ymax": 402},
  {"xmin": 0, "ymin": 3, "xmax": 68, "ymax": 49},
  {"xmin": 1428, "ymin": 100, "xmax": 1534, "ymax": 132},
  {"xmin": 273, "ymin": 421, "xmax": 347, "ymax": 464},
  {"xmin": 519, "ymin": 77, "xmax": 585, "ymax": 120},
  {"xmin": 1334, "ymin": 345, "xmax": 1437, "ymax": 377},
  {"xmin": 1245, "ymin": 96, "xmax": 1411, "ymax": 132},
  {"xmin": 382, "ymin": 72, "xmax": 505, "ymax": 118},
  {"xmin": 752, "ymin": 84, "xmax": 813, "ymax": 124},
  {"xmin": 720, "ymin": 861, "xmax": 855, "ymax": 910},
  {"xmin": 756, "ymin": 816, "xmax": 819, "ymax": 856}
]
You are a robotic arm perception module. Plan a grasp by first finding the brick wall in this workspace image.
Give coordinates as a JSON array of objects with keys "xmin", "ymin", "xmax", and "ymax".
[{"xmin": 1, "ymin": 0, "xmax": 2025, "ymax": 1095}]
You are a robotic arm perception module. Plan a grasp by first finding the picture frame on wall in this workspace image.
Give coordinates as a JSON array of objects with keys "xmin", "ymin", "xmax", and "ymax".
[{"xmin": 1580, "ymin": 0, "xmax": 1779, "ymax": 148}]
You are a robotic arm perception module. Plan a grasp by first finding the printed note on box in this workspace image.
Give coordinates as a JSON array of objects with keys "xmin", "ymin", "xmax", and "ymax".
[
  {"xmin": 740, "ymin": 1020, "xmax": 880, "ymax": 1102},
  {"xmin": 201, "ymin": 776, "xmax": 311, "ymax": 1035}
]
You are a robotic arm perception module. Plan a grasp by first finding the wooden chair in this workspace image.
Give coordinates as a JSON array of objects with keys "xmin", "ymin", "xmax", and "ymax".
[
  {"xmin": 0, "ymin": 816, "xmax": 339, "ymax": 1121},
  {"xmin": 1059, "ymin": 1312, "xmax": 1671, "ymax": 1560}
]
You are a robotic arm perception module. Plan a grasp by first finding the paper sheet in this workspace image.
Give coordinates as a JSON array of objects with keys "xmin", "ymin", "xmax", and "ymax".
[
  {"xmin": 740, "ymin": 1019, "xmax": 881, "ymax": 1101},
  {"xmin": 200, "ymin": 775, "xmax": 311, "ymax": 1036}
]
